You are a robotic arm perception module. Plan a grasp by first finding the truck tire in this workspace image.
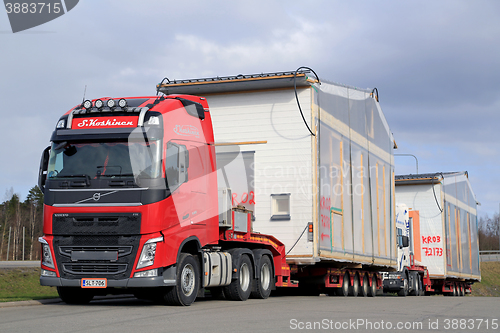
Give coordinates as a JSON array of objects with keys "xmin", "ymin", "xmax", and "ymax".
[
  {"xmin": 451, "ymin": 283, "xmax": 458, "ymax": 297},
  {"xmin": 410, "ymin": 273, "xmax": 419, "ymax": 296},
  {"xmin": 57, "ymin": 287, "xmax": 94, "ymax": 304},
  {"xmin": 164, "ymin": 253, "xmax": 200, "ymax": 306},
  {"xmin": 419, "ymin": 277, "xmax": 425, "ymax": 296},
  {"xmin": 224, "ymin": 254, "xmax": 253, "ymax": 301},
  {"xmin": 361, "ymin": 274, "xmax": 369, "ymax": 297},
  {"xmin": 369, "ymin": 274, "xmax": 377, "ymax": 297},
  {"xmin": 251, "ymin": 255, "xmax": 273, "ymax": 299},
  {"xmin": 351, "ymin": 273, "xmax": 360, "ymax": 297},
  {"xmin": 397, "ymin": 275, "xmax": 408, "ymax": 297},
  {"xmin": 341, "ymin": 272, "xmax": 350, "ymax": 297},
  {"xmin": 459, "ymin": 283, "xmax": 465, "ymax": 296}
]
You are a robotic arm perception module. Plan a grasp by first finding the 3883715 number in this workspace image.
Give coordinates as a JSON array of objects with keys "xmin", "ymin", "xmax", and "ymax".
[
  {"xmin": 5, "ymin": 2, "xmax": 62, "ymax": 14},
  {"xmin": 443, "ymin": 318, "xmax": 498, "ymax": 330}
]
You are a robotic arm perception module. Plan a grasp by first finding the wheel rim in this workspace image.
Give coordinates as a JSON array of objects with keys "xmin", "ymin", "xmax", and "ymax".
[
  {"xmin": 240, "ymin": 262, "xmax": 250, "ymax": 291},
  {"xmin": 181, "ymin": 263, "xmax": 195, "ymax": 296},
  {"xmin": 260, "ymin": 263, "xmax": 271, "ymax": 290}
]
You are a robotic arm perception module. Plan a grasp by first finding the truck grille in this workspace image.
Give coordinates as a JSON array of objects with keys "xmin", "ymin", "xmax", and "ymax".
[
  {"xmin": 62, "ymin": 263, "xmax": 128, "ymax": 275},
  {"xmin": 52, "ymin": 213, "xmax": 141, "ymax": 235},
  {"xmin": 53, "ymin": 235, "xmax": 140, "ymax": 280}
]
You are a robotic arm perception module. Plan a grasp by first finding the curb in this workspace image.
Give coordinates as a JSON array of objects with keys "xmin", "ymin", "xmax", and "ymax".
[
  {"xmin": 0, "ymin": 298, "xmax": 62, "ymax": 308},
  {"xmin": 0, "ymin": 295, "xmax": 137, "ymax": 308}
]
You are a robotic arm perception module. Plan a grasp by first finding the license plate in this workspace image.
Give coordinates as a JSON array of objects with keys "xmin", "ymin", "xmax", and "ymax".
[{"xmin": 81, "ymin": 278, "xmax": 107, "ymax": 288}]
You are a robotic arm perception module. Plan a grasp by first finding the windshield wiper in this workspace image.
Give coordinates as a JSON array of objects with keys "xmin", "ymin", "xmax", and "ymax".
[
  {"xmin": 58, "ymin": 174, "xmax": 91, "ymax": 186},
  {"xmin": 100, "ymin": 173, "xmax": 135, "ymax": 178}
]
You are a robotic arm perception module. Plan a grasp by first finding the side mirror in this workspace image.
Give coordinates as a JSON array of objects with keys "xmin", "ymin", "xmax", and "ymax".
[
  {"xmin": 38, "ymin": 146, "xmax": 51, "ymax": 193},
  {"xmin": 402, "ymin": 235, "xmax": 409, "ymax": 248}
]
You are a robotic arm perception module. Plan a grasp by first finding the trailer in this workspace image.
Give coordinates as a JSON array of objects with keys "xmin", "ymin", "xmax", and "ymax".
[
  {"xmin": 392, "ymin": 172, "xmax": 481, "ymax": 296},
  {"xmin": 38, "ymin": 70, "xmax": 398, "ymax": 305},
  {"xmin": 159, "ymin": 70, "xmax": 398, "ymax": 296}
]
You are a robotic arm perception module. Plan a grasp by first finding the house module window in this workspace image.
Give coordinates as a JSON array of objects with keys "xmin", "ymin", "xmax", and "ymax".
[{"xmin": 271, "ymin": 193, "xmax": 291, "ymax": 221}]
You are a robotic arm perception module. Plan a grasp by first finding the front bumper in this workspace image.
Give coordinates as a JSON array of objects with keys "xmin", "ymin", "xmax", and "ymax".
[
  {"xmin": 383, "ymin": 278, "xmax": 405, "ymax": 292},
  {"xmin": 41, "ymin": 266, "xmax": 177, "ymax": 288}
]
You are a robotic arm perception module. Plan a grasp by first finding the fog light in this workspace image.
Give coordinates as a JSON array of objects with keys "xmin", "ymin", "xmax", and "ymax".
[
  {"xmin": 41, "ymin": 269, "xmax": 57, "ymax": 277},
  {"xmin": 134, "ymin": 269, "xmax": 158, "ymax": 278}
]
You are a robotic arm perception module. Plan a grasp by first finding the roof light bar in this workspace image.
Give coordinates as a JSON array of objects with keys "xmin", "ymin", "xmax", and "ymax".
[
  {"xmin": 118, "ymin": 98, "xmax": 127, "ymax": 108},
  {"xmin": 94, "ymin": 99, "xmax": 104, "ymax": 109},
  {"xmin": 107, "ymin": 99, "xmax": 116, "ymax": 108},
  {"xmin": 82, "ymin": 100, "xmax": 92, "ymax": 110}
]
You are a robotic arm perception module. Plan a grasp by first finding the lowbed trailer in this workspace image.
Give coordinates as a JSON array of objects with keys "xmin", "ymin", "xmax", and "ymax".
[
  {"xmin": 390, "ymin": 172, "xmax": 481, "ymax": 296},
  {"xmin": 38, "ymin": 70, "xmax": 398, "ymax": 305}
]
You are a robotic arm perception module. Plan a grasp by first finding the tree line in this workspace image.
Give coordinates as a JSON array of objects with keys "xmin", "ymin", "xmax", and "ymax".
[
  {"xmin": 478, "ymin": 214, "xmax": 500, "ymax": 251},
  {"xmin": 0, "ymin": 185, "xmax": 498, "ymax": 261},
  {"xmin": 0, "ymin": 186, "xmax": 44, "ymax": 261}
]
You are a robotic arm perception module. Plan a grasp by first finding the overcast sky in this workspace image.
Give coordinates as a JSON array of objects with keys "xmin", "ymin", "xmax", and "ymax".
[{"xmin": 1, "ymin": 0, "xmax": 499, "ymax": 218}]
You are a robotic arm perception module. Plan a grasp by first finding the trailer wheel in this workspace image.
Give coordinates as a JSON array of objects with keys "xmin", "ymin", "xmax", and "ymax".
[
  {"xmin": 451, "ymin": 283, "xmax": 457, "ymax": 297},
  {"xmin": 164, "ymin": 253, "xmax": 200, "ymax": 306},
  {"xmin": 459, "ymin": 283, "xmax": 465, "ymax": 296},
  {"xmin": 351, "ymin": 273, "xmax": 360, "ymax": 297},
  {"xmin": 369, "ymin": 274, "xmax": 377, "ymax": 297},
  {"xmin": 361, "ymin": 274, "xmax": 369, "ymax": 297},
  {"xmin": 57, "ymin": 287, "xmax": 94, "ymax": 304},
  {"xmin": 341, "ymin": 272, "xmax": 350, "ymax": 297},
  {"xmin": 224, "ymin": 254, "xmax": 253, "ymax": 301},
  {"xmin": 251, "ymin": 255, "xmax": 273, "ymax": 299},
  {"xmin": 397, "ymin": 274, "xmax": 408, "ymax": 297}
]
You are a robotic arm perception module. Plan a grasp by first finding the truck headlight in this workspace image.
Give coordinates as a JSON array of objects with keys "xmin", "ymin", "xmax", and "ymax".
[
  {"xmin": 38, "ymin": 237, "xmax": 55, "ymax": 269},
  {"xmin": 136, "ymin": 236, "xmax": 163, "ymax": 269}
]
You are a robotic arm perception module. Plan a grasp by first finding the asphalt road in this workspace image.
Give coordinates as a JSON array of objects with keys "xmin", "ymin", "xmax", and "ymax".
[
  {"xmin": 0, "ymin": 295, "xmax": 498, "ymax": 333},
  {"xmin": 0, "ymin": 261, "xmax": 39, "ymax": 268}
]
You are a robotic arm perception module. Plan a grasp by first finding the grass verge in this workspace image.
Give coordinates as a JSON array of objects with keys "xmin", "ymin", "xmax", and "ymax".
[
  {"xmin": 0, "ymin": 262, "xmax": 498, "ymax": 302},
  {"xmin": 0, "ymin": 267, "xmax": 58, "ymax": 302},
  {"xmin": 470, "ymin": 261, "xmax": 500, "ymax": 297}
]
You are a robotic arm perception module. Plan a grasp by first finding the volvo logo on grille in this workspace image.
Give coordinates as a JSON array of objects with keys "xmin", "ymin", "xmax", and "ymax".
[{"xmin": 92, "ymin": 193, "xmax": 101, "ymax": 201}]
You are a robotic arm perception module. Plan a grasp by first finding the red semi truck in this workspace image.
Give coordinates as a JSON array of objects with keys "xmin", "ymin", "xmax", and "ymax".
[
  {"xmin": 38, "ymin": 94, "xmax": 296, "ymax": 305},
  {"xmin": 38, "ymin": 71, "xmax": 399, "ymax": 305}
]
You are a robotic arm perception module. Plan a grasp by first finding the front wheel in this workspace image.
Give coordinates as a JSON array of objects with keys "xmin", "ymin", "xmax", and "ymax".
[
  {"xmin": 251, "ymin": 256, "xmax": 273, "ymax": 299},
  {"xmin": 57, "ymin": 287, "xmax": 94, "ymax": 304},
  {"xmin": 224, "ymin": 254, "xmax": 253, "ymax": 301},
  {"xmin": 164, "ymin": 253, "xmax": 200, "ymax": 306},
  {"xmin": 398, "ymin": 275, "xmax": 408, "ymax": 297}
]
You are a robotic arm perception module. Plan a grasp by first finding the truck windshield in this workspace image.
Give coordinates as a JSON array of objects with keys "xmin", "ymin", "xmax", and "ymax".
[{"xmin": 47, "ymin": 139, "xmax": 162, "ymax": 180}]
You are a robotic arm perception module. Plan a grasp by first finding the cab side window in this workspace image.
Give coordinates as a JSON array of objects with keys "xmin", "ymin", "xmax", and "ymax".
[{"xmin": 166, "ymin": 142, "xmax": 188, "ymax": 189}]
